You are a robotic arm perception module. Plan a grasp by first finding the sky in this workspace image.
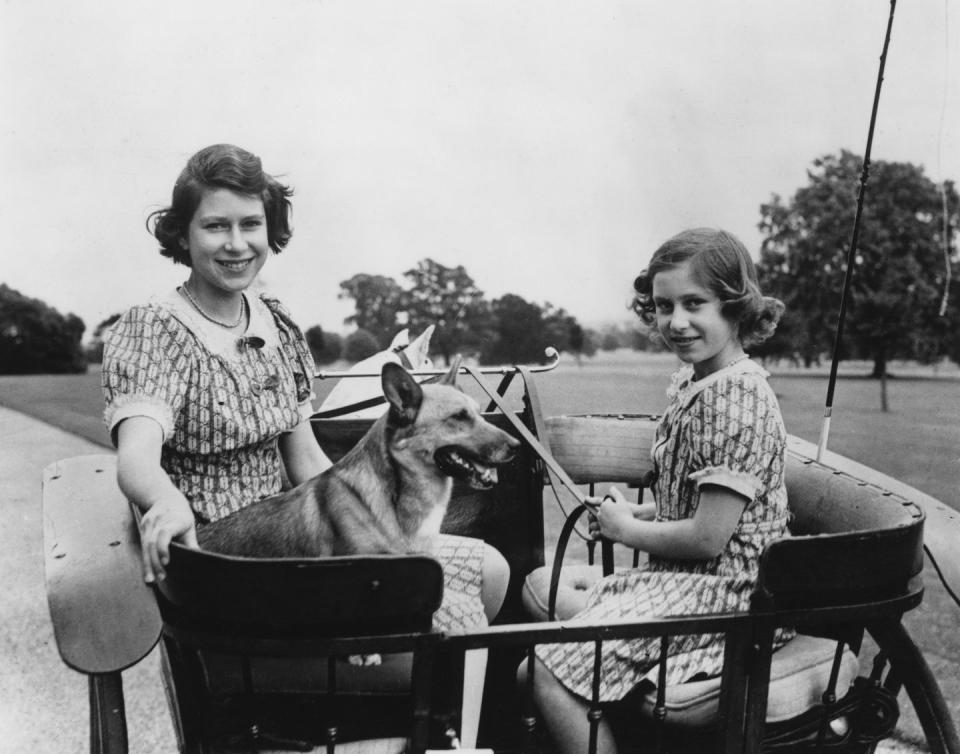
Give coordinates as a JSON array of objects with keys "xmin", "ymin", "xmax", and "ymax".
[{"xmin": 1, "ymin": 0, "xmax": 956, "ymax": 339}]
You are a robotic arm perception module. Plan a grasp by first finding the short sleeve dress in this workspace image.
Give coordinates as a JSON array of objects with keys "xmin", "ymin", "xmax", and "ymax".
[
  {"xmin": 102, "ymin": 288, "xmax": 488, "ymax": 630},
  {"xmin": 536, "ymin": 358, "xmax": 793, "ymax": 702}
]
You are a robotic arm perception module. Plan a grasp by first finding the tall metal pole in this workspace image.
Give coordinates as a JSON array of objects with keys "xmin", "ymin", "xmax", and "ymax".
[{"xmin": 817, "ymin": 0, "xmax": 898, "ymax": 461}]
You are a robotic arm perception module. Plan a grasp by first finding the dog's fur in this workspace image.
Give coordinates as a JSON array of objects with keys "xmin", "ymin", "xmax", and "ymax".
[{"xmin": 198, "ymin": 358, "xmax": 519, "ymax": 558}]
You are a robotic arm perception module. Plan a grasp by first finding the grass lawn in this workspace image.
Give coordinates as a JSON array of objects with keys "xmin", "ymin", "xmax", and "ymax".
[{"xmin": 1, "ymin": 351, "xmax": 957, "ymax": 509}]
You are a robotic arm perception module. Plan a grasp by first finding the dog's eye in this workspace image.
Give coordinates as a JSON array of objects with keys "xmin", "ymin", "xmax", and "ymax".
[{"xmin": 453, "ymin": 409, "xmax": 471, "ymax": 422}]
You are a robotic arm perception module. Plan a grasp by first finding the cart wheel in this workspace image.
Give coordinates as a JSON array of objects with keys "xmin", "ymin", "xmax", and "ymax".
[{"xmin": 869, "ymin": 620, "xmax": 960, "ymax": 754}]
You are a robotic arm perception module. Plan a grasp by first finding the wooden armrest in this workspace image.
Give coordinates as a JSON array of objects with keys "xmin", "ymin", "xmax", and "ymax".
[{"xmin": 42, "ymin": 454, "xmax": 161, "ymax": 674}]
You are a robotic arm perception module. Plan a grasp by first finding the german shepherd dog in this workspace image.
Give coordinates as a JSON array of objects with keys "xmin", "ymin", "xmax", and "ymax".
[{"xmin": 197, "ymin": 358, "xmax": 520, "ymax": 558}]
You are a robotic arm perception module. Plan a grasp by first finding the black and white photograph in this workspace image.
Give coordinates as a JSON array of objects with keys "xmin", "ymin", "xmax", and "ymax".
[{"xmin": 2, "ymin": 2, "xmax": 958, "ymax": 752}]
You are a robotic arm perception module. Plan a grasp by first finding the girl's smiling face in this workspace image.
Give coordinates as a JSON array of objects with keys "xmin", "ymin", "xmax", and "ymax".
[
  {"xmin": 180, "ymin": 188, "xmax": 269, "ymax": 299},
  {"xmin": 652, "ymin": 261, "xmax": 744, "ymax": 379}
]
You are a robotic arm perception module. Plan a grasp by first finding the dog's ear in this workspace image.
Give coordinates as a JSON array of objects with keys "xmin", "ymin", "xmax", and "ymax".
[
  {"xmin": 438, "ymin": 355, "xmax": 462, "ymax": 386},
  {"xmin": 405, "ymin": 324, "xmax": 434, "ymax": 369},
  {"xmin": 382, "ymin": 362, "xmax": 423, "ymax": 426}
]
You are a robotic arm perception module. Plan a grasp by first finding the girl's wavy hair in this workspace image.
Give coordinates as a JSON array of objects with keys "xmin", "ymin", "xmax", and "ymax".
[
  {"xmin": 147, "ymin": 144, "xmax": 294, "ymax": 266},
  {"xmin": 632, "ymin": 228, "xmax": 784, "ymax": 347}
]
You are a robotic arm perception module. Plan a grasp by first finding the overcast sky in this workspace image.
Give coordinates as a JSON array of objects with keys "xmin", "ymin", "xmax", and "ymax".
[{"xmin": 2, "ymin": 0, "xmax": 956, "ymax": 338}]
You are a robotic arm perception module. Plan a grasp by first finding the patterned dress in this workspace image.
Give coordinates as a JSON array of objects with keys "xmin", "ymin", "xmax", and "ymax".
[
  {"xmin": 536, "ymin": 358, "xmax": 793, "ymax": 701},
  {"xmin": 102, "ymin": 288, "xmax": 487, "ymax": 631}
]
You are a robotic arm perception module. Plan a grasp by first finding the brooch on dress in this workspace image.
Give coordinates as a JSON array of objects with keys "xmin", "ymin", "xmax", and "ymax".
[
  {"xmin": 250, "ymin": 374, "xmax": 280, "ymax": 395},
  {"xmin": 237, "ymin": 335, "xmax": 266, "ymax": 352}
]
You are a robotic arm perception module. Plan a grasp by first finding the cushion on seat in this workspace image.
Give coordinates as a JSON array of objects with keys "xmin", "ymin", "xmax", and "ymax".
[
  {"xmin": 638, "ymin": 634, "xmax": 859, "ymax": 727},
  {"xmin": 522, "ymin": 566, "xmax": 859, "ymax": 728},
  {"xmin": 522, "ymin": 563, "xmax": 604, "ymax": 621}
]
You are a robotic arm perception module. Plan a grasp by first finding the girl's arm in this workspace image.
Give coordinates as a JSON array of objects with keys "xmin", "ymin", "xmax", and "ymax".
[
  {"xmin": 278, "ymin": 420, "xmax": 333, "ymax": 487},
  {"xmin": 594, "ymin": 484, "xmax": 747, "ymax": 560},
  {"xmin": 115, "ymin": 417, "xmax": 198, "ymax": 583}
]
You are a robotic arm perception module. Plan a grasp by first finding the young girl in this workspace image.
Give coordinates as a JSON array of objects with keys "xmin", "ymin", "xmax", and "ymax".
[{"xmin": 523, "ymin": 228, "xmax": 791, "ymax": 753}]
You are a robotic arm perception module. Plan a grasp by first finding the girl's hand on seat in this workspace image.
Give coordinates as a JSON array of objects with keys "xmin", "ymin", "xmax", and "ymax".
[{"xmin": 138, "ymin": 494, "xmax": 198, "ymax": 583}]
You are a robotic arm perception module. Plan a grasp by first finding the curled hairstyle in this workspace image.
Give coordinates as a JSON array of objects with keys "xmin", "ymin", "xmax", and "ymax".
[
  {"xmin": 632, "ymin": 228, "xmax": 784, "ymax": 347},
  {"xmin": 147, "ymin": 144, "xmax": 294, "ymax": 265}
]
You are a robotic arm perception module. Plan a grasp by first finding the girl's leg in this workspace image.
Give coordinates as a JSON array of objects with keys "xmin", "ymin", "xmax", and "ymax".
[
  {"xmin": 518, "ymin": 657, "xmax": 619, "ymax": 754},
  {"xmin": 481, "ymin": 543, "xmax": 510, "ymax": 621}
]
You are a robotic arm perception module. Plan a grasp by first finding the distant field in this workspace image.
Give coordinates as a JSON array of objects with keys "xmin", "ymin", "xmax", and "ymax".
[{"xmin": 1, "ymin": 351, "xmax": 957, "ymax": 509}]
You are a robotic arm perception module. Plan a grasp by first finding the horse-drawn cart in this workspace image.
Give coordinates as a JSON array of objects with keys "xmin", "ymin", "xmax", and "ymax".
[{"xmin": 43, "ymin": 362, "xmax": 960, "ymax": 753}]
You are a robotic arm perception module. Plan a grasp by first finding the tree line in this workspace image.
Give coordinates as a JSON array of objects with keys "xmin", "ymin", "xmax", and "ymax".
[
  {"xmin": 309, "ymin": 259, "xmax": 603, "ymax": 367},
  {"xmin": 2, "ymin": 150, "xmax": 956, "ymax": 375}
]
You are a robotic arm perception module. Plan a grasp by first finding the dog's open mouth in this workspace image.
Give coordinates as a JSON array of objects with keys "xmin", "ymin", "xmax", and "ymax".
[{"xmin": 435, "ymin": 447, "xmax": 502, "ymax": 490}]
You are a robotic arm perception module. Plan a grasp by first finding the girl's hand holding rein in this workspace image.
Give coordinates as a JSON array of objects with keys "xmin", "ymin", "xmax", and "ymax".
[
  {"xmin": 586, "ymin": 487, "xmax": 656, "ymax": 541},
  {"xmin": 589, "ymin": 483, "xmax": 747, "ymax": 560}
]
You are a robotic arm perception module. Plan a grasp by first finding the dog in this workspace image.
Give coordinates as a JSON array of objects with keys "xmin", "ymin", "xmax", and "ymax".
[
  {"xmin": 318, "ymin": 326, "xmax": 435, "ymax": 420},
  {"xmin": 197, "ymin": 357, "xmax": 520, "ymax": 559}
]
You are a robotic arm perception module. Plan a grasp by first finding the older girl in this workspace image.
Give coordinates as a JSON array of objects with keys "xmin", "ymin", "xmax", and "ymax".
[{"xmin": 103, "ymin": 144, "xmax": 508, "ymax": 628}]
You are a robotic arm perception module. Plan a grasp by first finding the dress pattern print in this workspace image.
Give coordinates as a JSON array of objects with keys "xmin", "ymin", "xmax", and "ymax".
[
  {"xmin": 102, "ymin": 289, "xmax": 488, "ymax": 630},
  {"xmin": 103, "ymin": 291, "xmax": 315, "ymax": 523},
  {"xmin": 536, "ymin": 359, "xmax": 793, "ymax": 701}
]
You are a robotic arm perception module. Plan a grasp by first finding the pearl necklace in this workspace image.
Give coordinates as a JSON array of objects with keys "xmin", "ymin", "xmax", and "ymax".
[
  {"xmin": 723, "ymin": 353, "xmax": 750, "ymax": 370},
  {"xmin": 691, "ymin": 353, "xmax": 750, "ymax": 382},
  {"xmin": 180, "ymin": 283, "xmax": 247, "ymax": 329}
]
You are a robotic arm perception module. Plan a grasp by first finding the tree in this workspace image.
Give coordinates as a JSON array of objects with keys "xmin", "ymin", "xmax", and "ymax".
[
  {"xmin": 403, "ymin": 259, "xmax": 491, "ymax": 364},
  {"xmin": 943, "ymin": 281, "xmax": 960, "ymax": 366},
  {"xmin": 543, "ymin": 304, "xmax": 596, "ymax": 363},
  {"xmin": 338, "ymin": 259, "xmax": 596, "ymax": 365},
  {"xmin": 85, "ymin": 312, "xmax": 122, "ymax": 363},
  {"xmin": 305, "ymin": 325, "xmax": 343, "ymax": 366},
  {"xmin": 342, "ymin": 328, "xmax": 380, "ymax": 363},
  {"xmin": 480, "ymin": 294, "xmax": 549, "ymax": 365},
  {"xmin": 748, "ymin": 308, "xmax": 806, "ymax": 366},
  {"xmin": 598, "ymin": 323, "xmax": 653, "ymax": 352},
  {"xmin": 338, "ymin": 274, "xmax": 405, "ymax": 349},
  {"xmin": 0, "ymin": 284, "xmax": 86, "ymax": 374},
  {"xmin": 757, "ymin": 150, "xmax": 958, "ymax": 377},
  {"xmin": 478, "ymin": 295, "xmax": 592, "ymax": 365}
]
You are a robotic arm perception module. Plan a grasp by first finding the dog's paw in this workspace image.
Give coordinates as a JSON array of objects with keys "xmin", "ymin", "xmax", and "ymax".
[{"xmin": 347, "ymin": 653, "xmax": 382, "ymax": 667}]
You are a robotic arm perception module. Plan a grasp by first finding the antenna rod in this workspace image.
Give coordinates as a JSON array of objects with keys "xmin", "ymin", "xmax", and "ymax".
[{"xmin": 817, "ymin": 0, "xmax": 898, "ymax": 461}]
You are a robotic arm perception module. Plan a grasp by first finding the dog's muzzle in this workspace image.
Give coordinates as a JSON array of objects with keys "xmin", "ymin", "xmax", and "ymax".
[{"xmin": 435, "ymin": 446, "xmax": 512, "ymax": 490}]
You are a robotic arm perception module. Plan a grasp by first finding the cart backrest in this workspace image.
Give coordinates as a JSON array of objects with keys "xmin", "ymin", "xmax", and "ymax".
[
  {"xmin": 155, "ymin": 545, "xmax": 443, "ymax": 639},
  {"xmin": 755, "ymin": 453, "xmax": 925, "ymax": 611},
  {"xmin": 545, "ymin": 414, "xmax": 657, "ymax": 486}
]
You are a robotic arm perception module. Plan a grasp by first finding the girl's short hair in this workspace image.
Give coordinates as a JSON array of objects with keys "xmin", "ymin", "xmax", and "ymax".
[
  {"xmin": 632, "ymin": 228, "xmax": 784, "ymax": 347},
  {"xmin": 147, "ymin": 144, "xmax": 294, "ymax": 265}
]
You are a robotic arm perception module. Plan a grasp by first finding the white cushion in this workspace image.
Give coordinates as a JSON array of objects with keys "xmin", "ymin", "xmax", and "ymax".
[
  {"xmin": 522, "ymin": 563, "xmax": 604, "ymax": 621},
  {"xmin": 639, "ymin": 633, "xmax": 859, "ymax": 726},
  {"xmin": 522, "ymin": 566, "xmax": 859, "ymax": 727}
]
